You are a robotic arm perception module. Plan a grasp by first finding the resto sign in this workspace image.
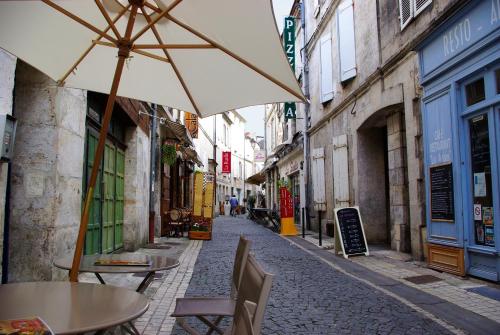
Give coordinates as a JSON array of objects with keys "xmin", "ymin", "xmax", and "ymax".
[
  {"xmin": 334, "ymin": 207, "xmax": 369, "ymax": 258},
  {"xmin": 420, "ymin": 0, "xmax": 500, "ymax": 78}
]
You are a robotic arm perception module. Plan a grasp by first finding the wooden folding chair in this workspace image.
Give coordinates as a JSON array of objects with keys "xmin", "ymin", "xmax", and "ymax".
[
  {"xmin": 174, "ymin": 254, "xmax": 273, "ymax": 335},
  {"xmin": 172, "ymin": 236, "xmax": 252, "ymax": 334},
  {"xmin": 230, "ymin": 301, "xmax": 256, "ymax": 335}
]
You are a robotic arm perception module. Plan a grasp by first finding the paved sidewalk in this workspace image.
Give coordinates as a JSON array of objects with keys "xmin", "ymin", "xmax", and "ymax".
[{"xmin": 302, "ymin": 230, "xmax": 500, "ymax": 324}]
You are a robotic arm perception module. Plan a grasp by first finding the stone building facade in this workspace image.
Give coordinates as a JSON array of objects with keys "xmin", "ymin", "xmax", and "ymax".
[
  {"xmin": 289, "ymin": 0, "xmax": 466, "ymax": 260},
  {"xmin": 0, "ymin": 56, "xmax": 152, "ymax": 282}
]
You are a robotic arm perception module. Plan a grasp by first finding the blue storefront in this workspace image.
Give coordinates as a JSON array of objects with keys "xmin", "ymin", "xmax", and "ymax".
[{"xmin": 419, "ymin": 0, "xmax": 500, "ymax": 281}]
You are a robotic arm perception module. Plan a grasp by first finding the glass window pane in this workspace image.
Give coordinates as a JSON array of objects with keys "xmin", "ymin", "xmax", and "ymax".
[
  {"xmin": 465, "ymin": 78, "xmax": 485, "ymax": 106},
  {"xmin": 469, "ymin": 114, "xmax": 494, "ymax": 246}
]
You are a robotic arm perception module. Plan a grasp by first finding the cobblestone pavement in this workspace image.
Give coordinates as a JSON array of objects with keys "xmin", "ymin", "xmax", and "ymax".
[
  {"xmin": 303, "ymin": 232, "xmax": 500, "ymax": 324},
  {"xmin": 171, "ymin": 217, "xmax": 455, "ymax": 335}
]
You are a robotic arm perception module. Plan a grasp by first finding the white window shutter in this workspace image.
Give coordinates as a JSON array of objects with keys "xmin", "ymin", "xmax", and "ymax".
[
  {"xmin": 414, "ymin": 0, "xmax": 432, "ymax": 16},
  {"xmin": 320, "ymin": 34, "xmax": 334, "ymax": 103},
  {"xmin": 399, "ymin": 0, "xmax": 413, "ymax": 30},
  {"xmin": 337, "ymin": 0, "xmax": 357, "ymax": 82},
  {"xmin": 312, "ymin": 147, "xmax": 326, "ymax": 211},
  {"xmin": 332, "ymin": 134, "xmax": 350, "ymax": 207}
]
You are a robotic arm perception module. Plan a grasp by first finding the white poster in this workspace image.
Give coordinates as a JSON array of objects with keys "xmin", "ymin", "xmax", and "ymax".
[
  {"xmin": 474, "ymin": 172, "xmax": 486, "ymax": 197},
  {"xmin": 474, "ymin": 204, "xmax": 482, "ymax": 221}
]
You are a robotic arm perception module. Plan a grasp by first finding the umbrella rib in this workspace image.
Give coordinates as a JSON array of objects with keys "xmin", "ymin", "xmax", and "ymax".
[
  {"xmin": 57, "ymin": 4, "xmax": 131, "ymax": 86},
  {"xmin": 144, "ymin": 1, "xmax": 162, "ymax": 14},
  {"xmin": 133, "ymin": 44, "xmax": 215, "ymax": 49},
  {"xmin": 140, "ymin": 6, "xmax": 201, "ymax": 117},
  {"xmin": 132, "ymin": 49, "xmax": 170, "ymax": 63},
  {"xmin": 130, "ymin": 0, "xmax": 183, "ymax": 44},
  {"xmin": 41, "ymin": 0, "xmax": 117, "ymax": 45},
  {"xmin": 167, "ymin": 14, "xmax": 306, "ymax": 102},
  {"xmin": 95, "ymin": 0, "xmax": 121, "ymax": 39}
]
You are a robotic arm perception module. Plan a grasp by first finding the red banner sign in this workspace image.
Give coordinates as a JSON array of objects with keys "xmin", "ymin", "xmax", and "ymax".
[
  {"xmin": 222, "ymin": 151, "xmax": 231, "ymax": 173},
  {"xmin": 279, "ymin": 187, "xmax": 294, "ymax": 218}
]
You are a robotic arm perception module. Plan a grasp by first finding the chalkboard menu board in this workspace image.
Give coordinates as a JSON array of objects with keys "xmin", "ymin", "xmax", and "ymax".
[
  {"xmin": 430, "ymin": 163, "xmax": 455, "ymax": 222},
  {"xmin": 334, "ymin": 207, "xmax": 369, "ymax": 258}
]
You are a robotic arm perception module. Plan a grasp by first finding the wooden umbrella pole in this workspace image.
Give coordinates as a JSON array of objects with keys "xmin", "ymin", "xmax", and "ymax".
[{"xmin": 70, "ymin": 4, "xmax": 139, "ymax": 282}]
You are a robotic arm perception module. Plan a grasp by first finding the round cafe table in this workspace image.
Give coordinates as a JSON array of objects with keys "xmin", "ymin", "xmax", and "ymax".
[
  {"xmin": 54, "ymin": 253, "xmax": 180, "ymax": 293},
  {"xmin": 0, "ymin": 281, "xmax": 149, "ymax": 334}
]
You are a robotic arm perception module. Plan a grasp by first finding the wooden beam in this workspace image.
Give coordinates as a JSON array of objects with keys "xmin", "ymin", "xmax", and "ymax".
[
  {"xmin": 69, "ymin": 5, "xmax": 139, "ymax": 283},
  {"xmin": 41, "ymin": 0, "xmax": 117, "ymax": 45},
  {"xmin": 95, "ymin": 0, "xmax": 121, "ymax": 39},
  {"xmin": 133, "ymin": 44, "xmax": 215, "ymax": 49},
  {"xmin": 167, "ymin": 14, "xmax": 307, "ymax": 103},
  {"xmin": 130, "ymin": 0, "xmax": 183, "ymax": 44},
  {"xmin": 57, "ymin": 4, "xmax": 130, "ymax": 86},
  {"xmin": 140, "ymin": 6, "xmax": 201, "ymax": 117}
]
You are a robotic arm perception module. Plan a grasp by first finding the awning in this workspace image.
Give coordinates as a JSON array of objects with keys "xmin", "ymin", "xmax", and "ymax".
[
  {"xmin": 182, "ymin": 147, "xmax": 204, "ymax": 167},
  {"xmin": 162, "ymin": 119, "xmax": 193, "ymax": 147},
  {"xmin": 246, "ymin": 170, "xmax": 266, "ymax": 185}
]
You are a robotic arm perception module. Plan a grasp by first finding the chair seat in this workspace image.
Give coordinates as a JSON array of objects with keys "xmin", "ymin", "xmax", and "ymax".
[{"xmin": 172, "ymin": 297, "xmax": 236, "ymax": 317}]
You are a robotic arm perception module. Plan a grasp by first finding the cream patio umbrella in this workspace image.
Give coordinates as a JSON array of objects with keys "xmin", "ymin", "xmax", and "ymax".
[{"xmin": 0, "ymin": 0, "xmax": 305, "ymax": 282}]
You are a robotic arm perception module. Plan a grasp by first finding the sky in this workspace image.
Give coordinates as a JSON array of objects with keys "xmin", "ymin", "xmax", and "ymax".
[{"xmin": 237, "ymin": 0, "xmax": 294, "ymax": 137}]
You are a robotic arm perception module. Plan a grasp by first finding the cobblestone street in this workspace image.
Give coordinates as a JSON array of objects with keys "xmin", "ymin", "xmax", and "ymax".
[{"xmin": 171, "ymin": 217, "xmax": 462, "ymax": 335}]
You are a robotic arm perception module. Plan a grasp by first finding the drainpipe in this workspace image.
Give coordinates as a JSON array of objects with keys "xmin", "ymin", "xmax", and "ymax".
[
  {"xmin": 301, "ymin": 0, "xmax": 311, "ymax": 237},
  {"xmin": 148, "ymin": 104, "xmax": 157, "ymax": 244}
]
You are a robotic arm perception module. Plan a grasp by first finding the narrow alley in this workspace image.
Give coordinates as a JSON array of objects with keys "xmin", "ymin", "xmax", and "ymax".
[{"xmin": 158, "ymin": 217, "xmax": 500, "ymax": 335}]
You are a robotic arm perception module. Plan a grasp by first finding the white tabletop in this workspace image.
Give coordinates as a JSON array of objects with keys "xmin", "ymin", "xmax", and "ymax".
[{"xmin": 0, "ymin": 281, "xmax": 149, "ymax": 334}]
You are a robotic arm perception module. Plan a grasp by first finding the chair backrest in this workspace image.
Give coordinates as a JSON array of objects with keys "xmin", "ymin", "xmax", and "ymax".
[
  {"xmin": 230, "ymin": 235, "xmax": 252, "ymax": 299},
  {"xmin": 235, "ymin": 254, "xmax": 274, "ymax": 335},
  {"xmin": 231, "ymin": 301, "xmax": 255, "ymax": 335}
]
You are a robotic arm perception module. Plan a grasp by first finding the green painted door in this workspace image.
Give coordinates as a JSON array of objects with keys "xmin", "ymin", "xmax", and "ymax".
[
  {"xmin": 102, "ymin": 142, "xmax": 116, "ymax": 253},
  {"xmin": 84, "ymin": 130, "xmax": 125, "ymax": 254},
  {"xmin": 84, "ymin": 129, "xmax": 102, "ymax": 255},
  {"xmin": 115, "ymin": 148, "xmax": 125, "ymax": 249}
]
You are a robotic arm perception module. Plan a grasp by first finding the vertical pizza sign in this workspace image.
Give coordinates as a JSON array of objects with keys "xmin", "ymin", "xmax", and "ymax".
[
  {"xmin": 283, "ymin": 16, "xmax": 296, "ymax": 121},
  {"xmin": 185, "ymin": 112, "xmax": 198, "ymax": 138},
  {"xmin": 222, "ymin": 151, "xmax": 231, "ymax": 174}
]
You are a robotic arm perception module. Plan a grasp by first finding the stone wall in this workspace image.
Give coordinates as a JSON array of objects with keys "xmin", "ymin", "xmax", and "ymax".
[
  {"xmin": 124, "ymin": 126, "xmax": 150, "ymax": 250},
  {"xmin": 0, "ymin": 50, "xmax": 16, "ymax": 281},
  {"xmin": 9, "ymin": 61, "xmax": 86, "ymax": 281}
]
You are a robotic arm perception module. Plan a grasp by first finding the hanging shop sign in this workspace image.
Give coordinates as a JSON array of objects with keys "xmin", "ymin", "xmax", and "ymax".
[
  {"xmin": 222, "ymin": 151, "xmax": 231, "ymax": 174},
  {"xmin": 184, "ymin": 112, "xmax": 198, "ymax": 138},
  {"xmin": 283, "ymin": 16, "xmax": 296, "ymax": 121}
]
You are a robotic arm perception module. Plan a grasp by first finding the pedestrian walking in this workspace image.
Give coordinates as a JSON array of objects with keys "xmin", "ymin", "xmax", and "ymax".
[{"xmin": 229, "ymin": 195, "xmax": 239, "ymax": 217}]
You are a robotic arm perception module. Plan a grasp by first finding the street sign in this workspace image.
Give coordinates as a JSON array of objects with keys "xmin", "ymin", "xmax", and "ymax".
[{"xmin": 185, "ymin": 112, "xmax": 198, "ymax": 138}]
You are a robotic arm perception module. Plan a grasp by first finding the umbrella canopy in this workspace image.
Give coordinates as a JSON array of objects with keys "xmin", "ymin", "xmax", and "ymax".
[
  {"xmin": 0, "ymin": 0, "xmax": 304, "ymax": 282},
  {"xmin": 0, "ymin": 0, "xmax": 305, "ymax": 117}
]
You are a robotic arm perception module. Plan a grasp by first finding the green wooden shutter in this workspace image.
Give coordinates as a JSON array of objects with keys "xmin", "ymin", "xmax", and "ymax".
[
  {"xmin": 102, "ymin": 142, "xmax": 115, "ymax": 253},
  {"xmin": 84, "ymin": 130, "xmax": 102, "ymax": 255},
  {"xmin": 115, "ymin": 148, "xmax": 125, "ymax": 249}
]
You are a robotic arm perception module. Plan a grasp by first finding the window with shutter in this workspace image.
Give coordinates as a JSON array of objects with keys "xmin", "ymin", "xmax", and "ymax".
[
  {"xmin": 332, "ymin": 134, "xmax": 350, "ymax": 208},
  {"xmin": 337, "ymin": 0, "xmax": 357, "ymax": 82},
  {"xmin": 312, "ymin": 147, "xmax": 326, "ymax": 211},
  {"xmin": 399, "ymin": 0, "xmax": 413, "ymax": 30},
  {"xmin": 414, "ymin": 0, "xmax": 432, "ymax": 16},
  {"xmin": 320, "ymin": 34, "xmax": 334, "ymax": 103}
]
